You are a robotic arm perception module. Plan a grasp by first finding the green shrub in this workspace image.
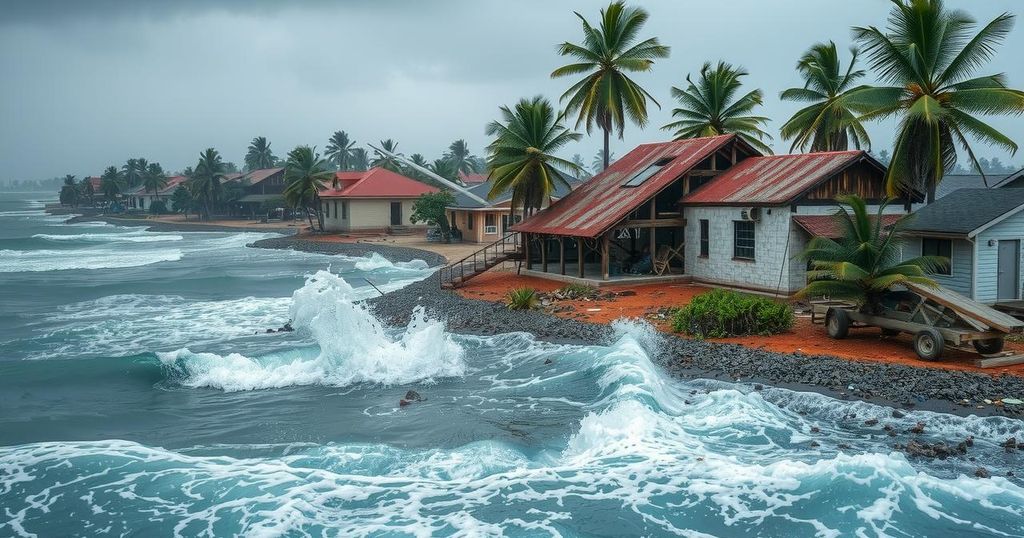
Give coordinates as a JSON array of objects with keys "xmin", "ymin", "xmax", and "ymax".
[
  {"xmin": 505, "ymin": 287, "xmax": 540, "ymax": 310},
  {"xmin": 671, "ymin": 289, "xmax": 794, "ymax": 338},
  {"xmin": 149, "ymin": 200, "xmax": 168, "ymax": 215}
]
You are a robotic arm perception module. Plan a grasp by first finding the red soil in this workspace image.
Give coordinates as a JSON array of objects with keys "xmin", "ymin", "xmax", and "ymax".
[{"xmin": 456, "ymin": 271, "xmax": 1024, "ymax": 377}]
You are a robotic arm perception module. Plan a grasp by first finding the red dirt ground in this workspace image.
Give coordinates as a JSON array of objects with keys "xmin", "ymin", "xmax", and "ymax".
[{"xmin": 456, "ymin": 271, "xmax": 1024, "ymax": 377}]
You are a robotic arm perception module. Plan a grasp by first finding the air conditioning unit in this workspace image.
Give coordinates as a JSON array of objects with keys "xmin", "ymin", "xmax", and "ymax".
[{"xmin": 740, "ymin": 207, "xmax": 761, "ymax": 222}]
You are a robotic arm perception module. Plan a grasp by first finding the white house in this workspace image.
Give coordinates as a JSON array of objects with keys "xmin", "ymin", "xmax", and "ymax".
[
  {"xmin": 901, "ymin": 188, "xmax": 1024, "ymax": 304},
  {"xmin": 319, "ymin": 167, "xmax": 437, "ymax": 233}
]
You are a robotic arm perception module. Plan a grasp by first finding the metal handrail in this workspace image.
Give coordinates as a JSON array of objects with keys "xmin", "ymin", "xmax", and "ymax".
[{"xmin": 439, "ymin": 232, "xmax": 521, "ymax": 288}]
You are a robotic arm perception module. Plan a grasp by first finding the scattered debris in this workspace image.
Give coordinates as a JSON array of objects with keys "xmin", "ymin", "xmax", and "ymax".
[
  {"xmin": 399, "ymin": 390, "xmax": 425, "ymax": 407},
  {"xmin": 974, "ymin": 467, "xmax": 991, "ymax": 479},
  {"xmin": 909, "ymin": 422, "xmax": 926, "ymax": 434}
]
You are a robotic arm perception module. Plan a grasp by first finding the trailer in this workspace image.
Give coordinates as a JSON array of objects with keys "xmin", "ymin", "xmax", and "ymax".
[{"xmin": 823, "ymin": 282, "xmax": 1024, "ymax": 367}]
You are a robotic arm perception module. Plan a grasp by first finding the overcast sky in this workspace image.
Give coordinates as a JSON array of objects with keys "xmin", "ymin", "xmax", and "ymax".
[{"xmin": 2, "ymin": 0, "xmax": 1022, "ymax": 182}]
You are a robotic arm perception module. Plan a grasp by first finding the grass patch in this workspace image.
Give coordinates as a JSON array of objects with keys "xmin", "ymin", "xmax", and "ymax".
[{"xmin": 671, "ymin": 289, "xmax": 794, "ymax": 338}]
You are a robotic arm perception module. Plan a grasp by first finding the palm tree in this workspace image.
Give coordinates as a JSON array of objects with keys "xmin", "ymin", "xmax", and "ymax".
[
  {"xmin": 444, "ymin": 140, "xmax": 480, "ymax": 175},
  {"xmin": 79, "ymin": 177, "xmax": 95, "ymax": 207},
  {"xmin": 142, "ymin": 162, "xmax": 168, "ymax": 199},
  {"xmin": 780, "ymin": 42, "xmax": 872, "ymax": 152},
  {"xmin": 283, "ymin": 145, "xmax": 334, "ymax": 231},
  {"xmin": 170, "ymin": 185, "xmax": 193, "ymax": 218},
  {"xmin": 552, "ymin": 1, "xmax": 670, "ymax": 171},
  {"xmin": 122, "ymin": 159, "xmax": 143, "ymax": 188},
  {"xmin": 187, "ymin": 148, "xmax": 227, "ymax": 220},
  {"xmin": 350, "ymin": 148, "xmax": 370, "ymax": 171},
  {"xmin": 245, "ymin": 136, "xmax": 276, "ymax": 171},
  {"xmin": 850, "ymin": 0, "xmax": 1024, "ymax": 202},
  {"xmin": 370, "ymin": 139, "xmax": 403, "ymax": 172},
  {"xmin": 486, "ymin": 96, "xmax": 583, "ymax": 219},
  {"xmin": 429, "ymin": 158, "xmax": 459, "ymax": 183},
  {"xmin": 662, "ymin": 61, "xmax": 774, "ymax": 154},
  {"xmin": 99, "ymin": 166, "xmax": 125, "ymax": 202},
  {"xmin": 59, "ymin": 175, "xmax": 79, "ymax": 207},
  {"xmin": 800, "ymin": 194, "xmax": 946, "ymax": 307},
  {"xmin": 325, "ymin": 131, "xmax": 356, "ymax": 171},
  {"xmin": 571, "ymin": 154, "xmax": 592, "ymax": 179},
  {"xmin": 591, "ymin": 150, "xmax": 614, "ymax": 173}
]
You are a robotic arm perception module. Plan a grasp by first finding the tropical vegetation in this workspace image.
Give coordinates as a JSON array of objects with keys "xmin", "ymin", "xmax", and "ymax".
[
  {"xmin": 283, "ymin": 145, "xmax": 334, "ymax": 231},
  {"xmin": 662, "ymin": 61, "xmax": 774, "ymax": 154},
  {"xmin": 850, "ymin": 0, "xmax": 1024, "ymax": 201},
  {"xmin": 142, "ymin": 162, "xmax": 168, "ymax": 199},
  {"xmin": 799, "ymin": 194, "xmax": 947, "ymax": 306},
  {"xmin": 780, "ymin": 42, "xmax": 871, "ymax": 152},
  {"xmin": 186, "ymin": 148, "xmax": 228, "ymax": 220},
  {"xmin": 410, "ymin": 191, "xmax": 456, "ymax": 242},
  {"xmin": 672, "ymin": 289, "xmax": 794, "ymax": 338},
  {"xmin": 552, "ymin": 1, "xmax": 669, "ymax": 171},
  {"xmin": 370, "ymin": 139, "xmax": 403, "ymax": 172},
  {"xmin": 244, "ymin": 136, "xmax": 277, "ymax": 171},
  {"xmin": 59, "ymin": 175, "xmax": 80, "ymax": 207},
  {"xmin": 505, "ymin": 287, "xmax": 540, "ymax": 310},
  {"xmin": 485, "ymin": 96, "xmax": 582, "ymax": 219},
  {"xmin": 325, "ymin": 131, "xmax": 357, "ymax": 171},
  {"xmin": 99, "ymin": 166, "xmax": 125, "ymax": 202}
]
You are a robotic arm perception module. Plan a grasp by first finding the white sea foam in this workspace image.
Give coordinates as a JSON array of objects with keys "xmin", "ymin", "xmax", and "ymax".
[
  {"xmin": 0, "ymin": 248, "xmax": 183, "ymax": 272},
  {"xmin": 351, "ymin": 252, "xmax": 431, "ymax": 272},
  {"xmin": 159, "ymin": 271, "xmax": 464, "ymax": 390},
  {"xmin": 33, "ymin": 230, "xmax": 183, "ymax": 243}
]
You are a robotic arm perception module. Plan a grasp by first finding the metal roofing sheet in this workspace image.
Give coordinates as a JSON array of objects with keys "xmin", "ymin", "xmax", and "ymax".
[
  {"xmin": 682, "ymin": 151, "xmax": 865, "ymax": 205},
  {"xmin": 512, "ymin": 135, "xmax": 735, "ymax": 237},
  {"xmin": 793, "ymin": 213, "xmax": 903, "ymax": 239},
  {"xmin": 319, "ymin": 167, "xmax": 437, "ymax": 198}
]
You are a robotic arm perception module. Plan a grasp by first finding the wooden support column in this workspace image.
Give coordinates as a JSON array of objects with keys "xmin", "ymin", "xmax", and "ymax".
[
  {"xmin": 541, "ymin": 236, "xmax": 548, "ymax": 273},
  {"xmin": 577, "ymin": 239, "xmax": 585, "ymax": 278},
  {"xmin": 601, "ymin": 233, "xmax": 610, "ymax": 281},
  {"xmin": 524, "ymin": 233, "xmax": 532, "ymax": 270},
  {"xmin": 649, "ymin": 200, "xmax": 657, "ymax": 255},
  {"xmin": 559, "ymin": 237, "xmax": 566, "ymax": 275}
]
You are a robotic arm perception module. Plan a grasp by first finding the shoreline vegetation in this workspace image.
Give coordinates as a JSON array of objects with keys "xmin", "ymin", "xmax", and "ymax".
[{"xmin": 48, "ymin": 208, "xmax": 1024, "ymax": 420}]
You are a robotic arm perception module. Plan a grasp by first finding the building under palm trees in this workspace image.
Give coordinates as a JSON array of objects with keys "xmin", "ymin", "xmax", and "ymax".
[
  {"xmin": 445, "ymin": 177, "xmax": 581, "ymax": 244},
  {"xmin": 511, "ymin": 134, "xmax": 922, "ymax": 294},
  {"xmin": 125, "ymin": 175, "xmax": 187, "ymax": 210},
  {"xmin": 319, "ymin": 167, "xmax": 436, "ymax": 233}
]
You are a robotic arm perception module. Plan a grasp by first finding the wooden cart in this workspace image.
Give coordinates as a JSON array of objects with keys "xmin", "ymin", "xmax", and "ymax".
[{"xmin": 823, "ymin": 282, "xmax": 1024, "ymax": 366}]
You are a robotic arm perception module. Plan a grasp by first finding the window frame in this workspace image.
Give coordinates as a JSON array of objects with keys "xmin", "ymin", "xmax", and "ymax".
[
  {"xmin": 921, "ymin": 237, "xmax": 953, "ymax": 275},
  {"xmin": 733, "ymin": 220, "xmax": 756, "ymax": 261},
  {"xmin": 621, "ymin": 157, "xmax": 675, "ymax": 188},
  {"xmin": 699, "ymin": 219, "xmax": 709, "ymax": 258}
]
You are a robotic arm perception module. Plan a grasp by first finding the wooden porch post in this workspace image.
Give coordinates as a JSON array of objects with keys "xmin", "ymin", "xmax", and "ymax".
[
  {"xmin": 524, "ymin": 233, "xmax": 532, "ymax": 271},
  {"xmin": 601, "ymin": 233, "xmax": 610, "ymax": 280},
  {"xmin": 541, "ymin": 236, "xmax": 548, "ymax": 273},
  {"xmin": 577, "ymin": 238, "xmax": 585, "ymax": 278},
  {"xmin": 649, "ymin": 200, "xmax": 657, "ymax": 255},
  {"xmin": 559, "ymin": 237, "xmax": 566, "ymax": 275}
]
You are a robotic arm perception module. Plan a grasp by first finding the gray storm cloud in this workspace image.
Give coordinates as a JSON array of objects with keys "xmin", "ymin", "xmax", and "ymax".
[{"xmin": 1, "ymin": 0, "xmax": 1021, "ymax": 181}]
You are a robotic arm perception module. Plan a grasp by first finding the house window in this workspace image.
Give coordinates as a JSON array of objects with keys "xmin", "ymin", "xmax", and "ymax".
[
  {"xmin": 333, "ymin": 201, "xmax": 338, "ymax": 219},
  {"xmin": 622, "ymin": 157, "xmax": 675, "ymax": 187},
  {"xmin": 342, "ymin": 201, "xmax": 348, "ymax": 219},
  {"xmin": 485, "ymin": 213, "xmax": 497, "ymax": 234},
  {"xmin": 699, "ymin": 219, "xmax": 709, "ymax": 257},
  {"xmin": 733, "ymin": 221, "xmax": 755, "ymax": 260},
  {"xmin": 922, "ymin": 238, "xmax": 952, "ymax": 275},
  {"xmin": 467, "ymin": 213, "xmax": 474, "ymax": 230}
]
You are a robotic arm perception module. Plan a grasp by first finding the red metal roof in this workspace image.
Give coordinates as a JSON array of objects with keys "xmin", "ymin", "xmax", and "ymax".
[
  {"xmin": 682, "ymin": 151, "xmax": 867, "ymax": 205},
  {"xmin": 241, "ymin": 167, "xmax": 284, "ymax": 185},
  {"xmin": 512, "ymin": 135, "xmax": 736, "ymax": 238},
  {"xmin": 793, "ymin": 213, "xmax": 904, "ymax": 239},
  {"xmin": 320, "ymin": 167, "xmax": 437, "ymax": 198},
  {"xmin": 459, "ymin": 172, "xmax": 488, "ymax": 184}
]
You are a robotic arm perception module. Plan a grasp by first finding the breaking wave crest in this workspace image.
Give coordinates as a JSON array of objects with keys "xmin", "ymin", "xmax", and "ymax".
[
  {"xmin": 32, "ymin": 229, "xmax": 183, "ymax": 243},
  {"xmin": 159, "ymin": 271, "xmax": 464, "ymax": 391},
  {"xmin": 0, "ymin": 248, "xmax": 182, "ymax": 272}
]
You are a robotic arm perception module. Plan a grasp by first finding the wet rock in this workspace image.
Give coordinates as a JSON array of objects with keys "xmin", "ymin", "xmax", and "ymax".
[
  {"xmin": 544, "ymin": 358, "xmax": 553, "ymax": 365},
  {"xmin": 265, "ymin": 328, "xmax": 276, "ymax": 333},
  {"xmin": 974, "ymin": 467, "xmax": 991, "ymax": 479},
  {"xmin": 898, "ymin": 439, "xmax": 968, "ymax": 459},
  {"xmin": 399, "ymin": 390, "xmax": 425, "ymax": 407},
  {"xmin": 837, "ymin": 443, "xmax": 851, "ymax": 450},
  {"xmin": 891, "ymin": 410, "xmax": 906, "ymax": 419},
  {"xmin": 909, "ymin": 422, "xmax": 926, "ymax": 434},
  {"xmin": 809, "ymin": 441, "xmax": 820, "ymax": 448},
  {"xmin": 864, "ymin": 418, "xmax": 879, "ymax": 427},
  {"xmin": 810, "ymin": 426, "xmax": 820, "ymax": 434},
  {"xmin": 279, "ymin": 322, "xmax": 294, "ymax": 332},
  {"xmin": 1002, "ymin": 437, "xmax": 1018, "ymax": 451}
]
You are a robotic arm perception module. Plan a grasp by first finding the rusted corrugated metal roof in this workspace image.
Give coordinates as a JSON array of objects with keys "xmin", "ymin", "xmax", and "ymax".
[
  {"xmin": 512, "ymin": 135, "xmax": 736, "ymax": 238},
  {"xmin": 793, "ymin": 213, "xmax": 903, "ymax": 239},
  {"xmin": 682, "ymin": 151, "xmax": 865, "ymax": 205}
]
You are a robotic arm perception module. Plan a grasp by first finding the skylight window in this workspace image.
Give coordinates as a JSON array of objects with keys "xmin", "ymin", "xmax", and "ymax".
[{"xmin": 622, "ymin": 157, "xmax": 674, "ymax": 187}]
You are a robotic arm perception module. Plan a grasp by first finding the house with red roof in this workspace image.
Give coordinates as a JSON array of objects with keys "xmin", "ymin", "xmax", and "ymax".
[
  {"xmin": 511, "ymin": 135, "xmax": 920, "ymax": 294},
  {"xmin": 319, "ymin": 167, "xmax": 437, "ymax": 232},
  {"xmin": 125, "ymin": 175, "xmax": 188, "ymax": 211}
]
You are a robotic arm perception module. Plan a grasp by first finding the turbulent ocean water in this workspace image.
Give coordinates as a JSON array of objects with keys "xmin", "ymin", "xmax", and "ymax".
[{"xmin": 2, "ymin": 193, "xmax": 1023, "ymax": 537}]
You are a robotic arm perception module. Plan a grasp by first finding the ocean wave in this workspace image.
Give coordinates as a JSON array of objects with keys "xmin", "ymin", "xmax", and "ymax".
[
  {"xmin": 351, "ymin": 252, "xmax": 432, "ymax": 272},
  {"xmin": 0, "ymin": 248, "xmax": 182, "ymax": 272},
  {"xmin": 32, "ymin": 230, "xmax": 183, "ymax": 243},
  {"xmin": 159, "ymin": 271, "xmax": 464, "ymax": 391}
]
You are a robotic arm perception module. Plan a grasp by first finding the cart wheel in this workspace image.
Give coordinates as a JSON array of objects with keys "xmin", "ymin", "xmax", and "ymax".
[
  {"xmin": 881, "ymin": 328, "xmax": 901, "ymax": 337},
  {"xmin": 913, "ymin": 328, "xmax": 945, "ymax": 361},
  {"xmin": 826, "ymin": 308, "xmax": 850, "ymax": 339},
  {"xmin": 973, "ymin": 337, "xmax": 1005, "ymax": 355}
]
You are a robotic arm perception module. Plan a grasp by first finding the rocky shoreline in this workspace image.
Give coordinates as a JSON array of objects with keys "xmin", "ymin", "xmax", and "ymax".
[{"xmin": 252, "ymin": 236, "xmax": 1024, "ymax": 419}]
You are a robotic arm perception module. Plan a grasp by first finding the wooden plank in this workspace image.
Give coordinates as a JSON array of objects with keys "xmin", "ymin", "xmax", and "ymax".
[
  {"xmin": 615, "ymin": 218, "xmax": 687, "ymax": 229},
  {"xmin": 905, "ymin": 282, "xmax": 1024, "ymax": 333},
  {"xmin": 973, "ymin": 354, "xmax": 1024, "ymax": 368}
]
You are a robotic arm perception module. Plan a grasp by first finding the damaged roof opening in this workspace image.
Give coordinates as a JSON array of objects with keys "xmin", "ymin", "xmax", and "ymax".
[{"xmin": 622, "ymin": 156, "xmax": 675, "ymax": 188}]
